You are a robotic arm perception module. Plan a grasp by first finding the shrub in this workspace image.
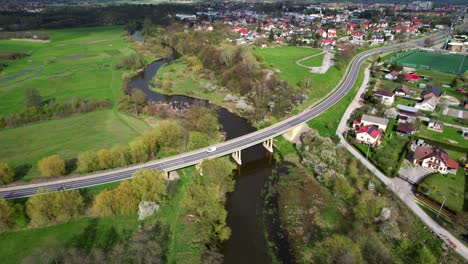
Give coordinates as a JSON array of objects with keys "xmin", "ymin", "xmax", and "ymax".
[
  {"xmin": 0, "ymin": 163, "xmax": 15, "ymax": 185},
  {"xmin": 38, "ymin": 155, "xmax": 66, "ymax": 177}
]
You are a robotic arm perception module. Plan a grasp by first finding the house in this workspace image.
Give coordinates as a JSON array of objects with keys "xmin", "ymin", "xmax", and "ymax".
[
  {"xmin": 413, "ymin": 145, "xmax": 459, "ymax": 174},
  {"xmin": 463, "ymin": 100, "xmax": 468, "ymax": 109},
  {"xmin": 385, "ymin": 71, "xmax": 399, "ymax": 81},
  {"xmin": 321, "ymin": 38, "xmax": 336, "ymax": 47},
  {"xmin": 360, "ymin": 114, "xmax": 389, "ymax": 131},
  {"xmin": 337, "ymin": 44, "xmax": 346, "ymax": 51},
  {"xmin": 427, "ymin": 120, "xmax": 443, "ymax": 132},
  {"xmin": 352, "ymin": 32, "xmax": 364, "ymax": 41},
  {"xmin": 408, "ymin": 27, "xmax": 418, "ymax": 34},
  {"xmin": 415, "ymin": 96, "xmax": 438, "ymax": 112},
  {"xmin": 421, "ymin": 87, "xmax": 442, "ymax": 99},
  {"xmin": 371, "ymin": 33, "xmax": 384, "ymax": 45},
  {"xmin": 374, "ymin": 90, "xmax": 395, "ymax": 106},
  {"xmin": 397, "ymin": 104, "xmax": 419, "ymax": 123},
  {"xmin": 405, "ymin": 73, "xmax": 420, "ymax": 82},
  {"xmin": 356, "ymin": 125, "xmax": 383, "ymax": 146},
  {"xmin": 396, "ymin": 123, "xmax": 418, "ymax": 136},
  {"xmin": 327, "ymin": 28, "xmax": 337, "ymax": 38},
  {"xmin": 317, "ymin": 29, "xmax": 327, "ymax": 38},
  {"xmin": 394, "ymin": 85, "xmax": 410, "ymax": 96}
]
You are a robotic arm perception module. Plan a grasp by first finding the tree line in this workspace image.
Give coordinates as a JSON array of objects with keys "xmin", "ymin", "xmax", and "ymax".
[
  {"xmin": 0, "ymin": 88, "xmax": 112, "ymax": 130},
  {"xmin": 144, "ymin": 23, "xmax": 307, "ymax": 123}
]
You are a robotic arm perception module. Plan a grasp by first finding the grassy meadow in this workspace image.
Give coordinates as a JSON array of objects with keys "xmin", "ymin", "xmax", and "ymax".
[
  {"xmin": 254, "ymin": 46, "xmax": 346, "ymax": 110},
  {"xmin": 0, "ymin": 26, "xmax": 150, "ymax": 181}
]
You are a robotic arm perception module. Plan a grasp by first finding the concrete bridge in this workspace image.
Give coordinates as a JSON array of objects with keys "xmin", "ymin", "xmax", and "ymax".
[{"xmin": 0, "ymin": 31, "xmax": 449, "ymax": 199}]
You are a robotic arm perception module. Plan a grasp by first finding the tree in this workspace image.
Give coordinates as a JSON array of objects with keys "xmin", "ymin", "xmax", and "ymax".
[
  {"xmin": 185, "ymin": 183, "xmax": 231, "ymax": 244},
  {"xmin": 0, "ymin": 199, "xmax": 14, "ymax": 231},
  {"xmin": 38, "ymin": 155, "xmax": 65, "ymax": 177},
  {"xmin": 201, "ymin": 159, "xmax": 235, "ymax": 201},
  {"xmin": 131, "ymin": 169, "xmax": 167, "ymax": 204},
  {"xmin": 110, "ymin": 145, "xmax": 130, "ymax": 168},
  {"xmin": 131, "ymin": 89, "xmax": 146, "ymax": 116},
  {"xmin": 139, "ymin": 130, "xmax": 159, "ymax": 159},
  {"xmin": 24, "ymin": 88, "xmax": 42, "ymax": 108},
  {"xmin": 184, "ymin": 106, "xmax": 219, "ymax": 138},
  {"xmin": 96, "ymin": 149, "xmax": 112, "ymax": 170},
  {"xmin": 26, "ymin": 188, "xmax": 83, "ymax": 226},
  {"xmin": 424, "ymin": 38, "xmax": 432, "ymax": 47},
  {"xmin": 417, "ymin": 247, "xmax": 437, "ymax": 264},
  {"xmin": 77, "ymin": 151, "xmax": 100, "ymax": 173},
  {"xmin": 0, "ymin": 163, "xmax": 15, "ymax": 185},
  {"xmin": 91, "ymin": 181, "xmax": 139, "ymax": 217},
  {"xmin": 450, "ymin": 77, "xmax": 458, "ymax": 88},
  {"xmin": 188, "ymin": 131, "xmax": 210, "ymax": 150},
  {"xmin": 301, "ymin": 234, "xmax": 363, "ymax": 264},
  {"xmin": 154, "ymin": 120, "xmax": 184, "ymax": 148},
  {"xmin": 353, "ymin": 191, "xmax": 384, "ymax": 224},
  {"xmin": 129, "ymin": 139, "xmax": 149, "ymax": 164}
]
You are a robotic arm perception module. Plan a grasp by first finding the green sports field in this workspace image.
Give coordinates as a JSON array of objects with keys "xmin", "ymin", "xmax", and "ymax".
[
  {"xmin": 389, "ymin": 50, "xmax": 468, "ymax": 74},
  {"xmin": 0, "ymin": 26, "xmax": 150, "ymax": 181}
]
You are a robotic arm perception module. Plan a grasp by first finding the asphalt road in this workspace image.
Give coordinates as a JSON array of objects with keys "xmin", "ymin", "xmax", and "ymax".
[{"xmin": 0, "ymin": 32, "xmax": 448, "ymax": 199}]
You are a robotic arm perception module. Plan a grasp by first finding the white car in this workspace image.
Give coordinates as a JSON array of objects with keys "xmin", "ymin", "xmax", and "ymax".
[{"xmin": 206, "ymin": 146, "xmax": 217, "ymax": 153}]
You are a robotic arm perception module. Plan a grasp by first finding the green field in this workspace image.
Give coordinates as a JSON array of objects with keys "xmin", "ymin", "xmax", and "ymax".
[
  {"xmin": 254, "ymin": 46, "xmax": 346, "ymax": 111},
  {"xmin": 419, "ymin": 123, "xmax": 468, "ymax": 149},
  {"xmin": 0, "ymin": 110, "xmax": 148, "ymax": 181},
  {"xmin": 0, "ymin": 26, "xmax": 152, "ymax": 181},
  {"xmin": 418, "ymin": 169, "xmax": 465, "ymax": 212},
  {"xmin": 0, "ymin": 215, "xmax": 140, "ymax": 264},
  {"xmin": 389, "ymin": 50, "xmax": 468, "ymax": 74},
  {"xmin": 299, "ymin": 53, "xmax": 325, "ymax": 67}
]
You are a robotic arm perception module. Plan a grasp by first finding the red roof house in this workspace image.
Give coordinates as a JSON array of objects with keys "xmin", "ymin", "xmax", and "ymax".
[{"xmin": 405, "ymin": 73, "xmax": 420, "ymax": 82}]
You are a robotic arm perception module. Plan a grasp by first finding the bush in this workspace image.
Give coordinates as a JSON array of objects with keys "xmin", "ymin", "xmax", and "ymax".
[
  {"xmin": 38, "ymin": 155, "xmax": 66, "ymax": 177},
  {"xmin": 0, "ymin": 163, "xmax": 15, "ymax": 185},
  {"xmin": 77, "ymin": 151, "xmax": 100, "ymax": 173},
  {"xmin": 0, "ymin": 199, "xmax": 14, "ymax": 231}
]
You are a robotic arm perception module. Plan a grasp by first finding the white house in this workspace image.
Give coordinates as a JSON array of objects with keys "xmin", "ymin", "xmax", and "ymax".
[
  {"xmin": 374, "ymin": 90, "xmax": 395, "ymax": 106},
  {"xmin": 428, "ymin": 120, "xmax": 443, "ymax": 132},
  {"xmin": 356, "ymin": 125, "xmax": 383, "ymax": 146},
  {"xmin": 415, "ymin": 96, "xmax": 438, "ymax": 112},
  {"xmin": 394, "ymin": 85, "xmax": 410, "ymax": 96},
  {"xmin": 413, "ymin": 145, "xmax": 459, "ymax": 174},
  {"xmin": 385, "ymin": 71, "xmax": 399, "ymax": 81}
]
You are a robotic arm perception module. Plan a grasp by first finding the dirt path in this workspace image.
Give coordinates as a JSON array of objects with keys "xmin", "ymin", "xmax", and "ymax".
[
  {"xmin": 296, "ymin": 50, "xmax": 335, "ymax": 74},
  {"xmin": 0, "ymin": 66, "xmax": 44, "ymax": 85}
]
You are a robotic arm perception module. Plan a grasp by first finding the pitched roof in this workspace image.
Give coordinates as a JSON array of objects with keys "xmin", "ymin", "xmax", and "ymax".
[
  {"xmin": 396, "ymin": 123, "xmax": 417, "ymax": 133},
  {"xmin": 397, "ymin": 104, "xmax": 418, "ymax": 113},
  {"xmin": 421, "ymin": 87, "xmax": 442, "ymax": 98},
  {"xmin": 356, "ymin": 125, "xmax": 382, "ymax": 138},
  {"xmin": 419, "ymin": 96, "xmax": 438, "ymax": 107},
  {"xmin": 405, "ymin": 73, "xmax": 420, "ymax": 81},
  {"xmin": 413, "ymin": 146, "xmax": 459, "ymax": 169},
  {"xmin": 361, "ymin": 114, "xmax": 389, "ymax": 127},
  {"xmin": 395, "ymin": 85, "xmax": 409, "ymax": 94}
]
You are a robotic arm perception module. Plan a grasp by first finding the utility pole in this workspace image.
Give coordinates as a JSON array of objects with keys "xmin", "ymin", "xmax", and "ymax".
[{"xmin": 436, "ymin": 196, "xmax": 447, "ymax": 219}]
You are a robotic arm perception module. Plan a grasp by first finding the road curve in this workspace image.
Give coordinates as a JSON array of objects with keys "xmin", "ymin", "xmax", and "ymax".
[{"xmin": 0, "ymin": 32, "xmax": 448, "ymax": 199}]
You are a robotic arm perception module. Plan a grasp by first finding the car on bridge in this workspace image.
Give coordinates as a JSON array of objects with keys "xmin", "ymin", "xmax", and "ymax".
[{"xmin": 206, "ymin": 146, "xmax": 217, "ymax": 153}]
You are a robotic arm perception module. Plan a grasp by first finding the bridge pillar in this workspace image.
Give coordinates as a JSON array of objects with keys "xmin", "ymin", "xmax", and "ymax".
[
  {"xmin": 195, "ymin": 162, "xmax": 203, "ymax": 176},
  {"xmin": 263, "ymin": 138, "xmax": 274, "ymax": 153},
  {"xmin": 231, "ymin": 150, "xmax": 242, "ymax": 165}
]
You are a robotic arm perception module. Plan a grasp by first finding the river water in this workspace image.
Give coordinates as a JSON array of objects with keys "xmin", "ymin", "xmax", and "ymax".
[{"xmin": 129, "ymin": 60, "xmax": 274, "ymax": 263}]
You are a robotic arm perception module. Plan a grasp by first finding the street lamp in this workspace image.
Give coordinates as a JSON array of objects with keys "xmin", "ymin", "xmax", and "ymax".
[{"xmin": 436, "ymin": 196, "xmax": 447, "ymax": 219}]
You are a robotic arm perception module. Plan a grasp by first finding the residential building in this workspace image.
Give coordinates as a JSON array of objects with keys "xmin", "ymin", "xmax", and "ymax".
[
  {"xmin": 421, "ymin": 87, "xmax": 442, "ymax": 99},
  {"xmin": 356, "ymin": 125, "xmax": 383, "ymax": 146},
  {"xmin": 327, "ymin": 28, "xmax": 337, "ymax": 38},
  {"xmin": 415, "ymin": 96, "xmax": 438, "ymax": 112},
  {"xmin": 385, "ymin": 71, "xmax": 399, "ymax": 81},
  {"xmin": 372, "ymin": 33, "xmax": 385, "ymax": 45},
  {"xmin": 360, "ymin": 114, "xmax": 389, "ymax": 130},
  {"xmin": 412, "ymin": 145, "xmax": 459, "ymax": 174},
  {"xmin": 405, "ymin": 73, "xmax": 420, "ymax": 82},
  {"xmin": 396, "ymin": 123, "xmax": 419, "ymax": 136},
  {"xmin": 352, "ymin": 32, "xmax": 364, "ymax": 41},
  {"xmin": 427, "ymin": 120, "xmax": 443, "ymax": 131},
  {"xmin": 394, "ymin": 85, "xmax": 410, "ymax": 96},
  {"xmin": 397, "ymin": 104, "xmax": 418, "ymax": 123},
  {"xmin": 374, "ymin": 90, "xmax": 395, "ymax": 106}
]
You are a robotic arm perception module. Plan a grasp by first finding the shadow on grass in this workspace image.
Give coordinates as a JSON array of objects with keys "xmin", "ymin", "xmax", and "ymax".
[
  {"xmin": 65, "ymin": 158, "xmax": 77, "ymax": 174},
  {"xmin": 14, "ymin": 164, "xmax": 32, "ymax": 181}
]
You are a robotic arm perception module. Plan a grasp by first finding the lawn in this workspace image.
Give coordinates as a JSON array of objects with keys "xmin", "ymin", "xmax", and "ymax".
[
  {"xmin": 299, "ymin": 53, "xmax": 325, "ymax": 67},
  {"xmin": 0, "ymin": 109, "xmax": 149, "ymax": 181},
  {"xmin": 254, "ymin": 46, "xmax": 345, "ymax": 108},
  {"xmin": 307, "ymin": 63, "xmax": 367, "ymax": 137},
  {"xmin": 419, "ymin": 123, "xmax": 468, "ymax": 149},
  {"xmin": 0, "ymin": 215, "xmax": 140, "ymax": 264},
  {"xmin": 418, "ymin": 169, "xmax": 465, "ymax": 212},
  {"xmin": 0, "ymin": 26, "xmax": 136, "ymax": 115},
  {"xmin": 0, "ymin": 26, "xmax": 153, "ymax": 181}
]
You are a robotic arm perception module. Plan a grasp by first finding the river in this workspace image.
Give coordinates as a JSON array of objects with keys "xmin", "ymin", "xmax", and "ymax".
[{"xmin": 129, "ymin": 59, "xmax": 277, "ymax": 263}]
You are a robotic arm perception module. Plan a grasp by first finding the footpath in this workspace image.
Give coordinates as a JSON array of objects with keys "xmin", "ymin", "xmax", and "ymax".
[{"xmin": 335, "ymin": 68, "xmax": 468, "ymax": 261}]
